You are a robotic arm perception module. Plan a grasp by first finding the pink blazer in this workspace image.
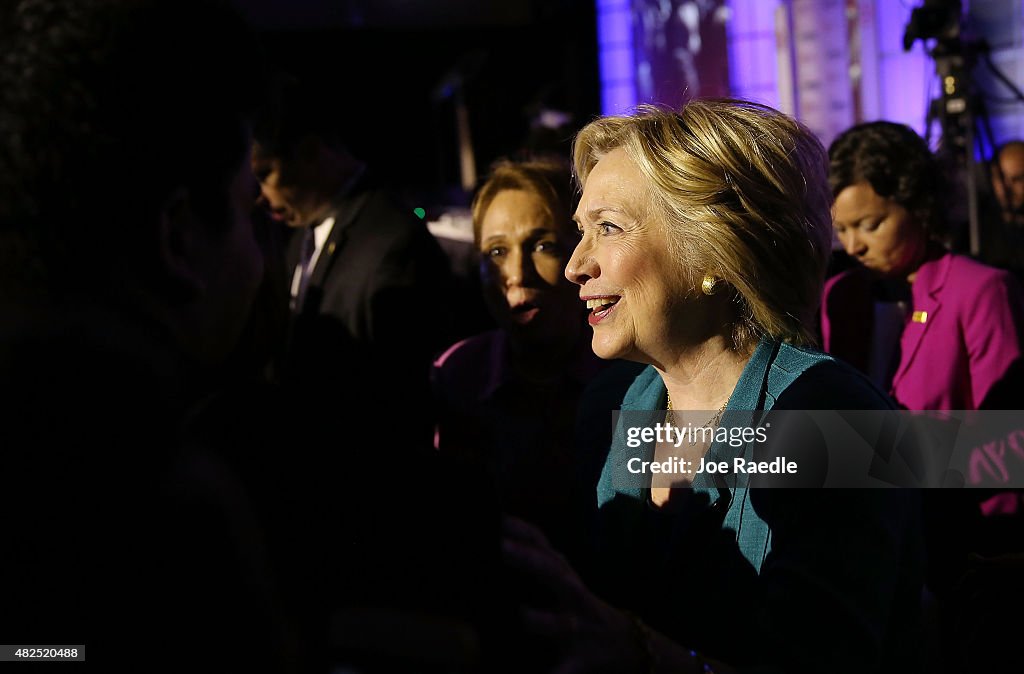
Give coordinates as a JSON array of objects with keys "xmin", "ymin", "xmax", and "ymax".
[{"xmin": 822, "ymin": 251, "xmax": 1024, "ymax": 410}]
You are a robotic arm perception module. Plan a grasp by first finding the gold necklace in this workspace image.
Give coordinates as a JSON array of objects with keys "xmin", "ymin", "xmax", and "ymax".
[{"xmin": 666, "ymin": 392, "xmax": 729, "ymax": 446}]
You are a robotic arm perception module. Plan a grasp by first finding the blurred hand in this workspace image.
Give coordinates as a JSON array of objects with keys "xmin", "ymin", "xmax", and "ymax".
[{"xmin": 501, "ymin": 516, "xmax": 644, "ymax": 674}]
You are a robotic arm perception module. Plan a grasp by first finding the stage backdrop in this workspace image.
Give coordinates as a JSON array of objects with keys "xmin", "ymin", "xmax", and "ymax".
[{"xmin": 632, "ymin": 0, "xmax": 731, "ymax": 107}]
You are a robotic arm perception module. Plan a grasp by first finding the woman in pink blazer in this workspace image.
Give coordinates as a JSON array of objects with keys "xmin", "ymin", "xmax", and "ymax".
[
  {"xmin": 822, "ymin": 125, "xmax": 1024, "ymax": 640},
  {"xmin": 822, "ymin": 121, "xmax": 1024, "ymax": 411}
]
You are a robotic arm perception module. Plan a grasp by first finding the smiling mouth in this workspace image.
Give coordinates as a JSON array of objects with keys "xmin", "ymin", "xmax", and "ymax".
[{"xmin": 585, "ymin": 296, "xmax": 620, "ymax": 324}]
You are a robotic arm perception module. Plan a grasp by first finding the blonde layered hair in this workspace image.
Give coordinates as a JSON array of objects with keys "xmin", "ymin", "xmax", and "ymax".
[
  {"xmin": 471, "ymin": 158, "xmax": 577, "ymax": 247},
  {"xmin": 573, "ymin": 99, "xmax": 832, "ymax": 349}
]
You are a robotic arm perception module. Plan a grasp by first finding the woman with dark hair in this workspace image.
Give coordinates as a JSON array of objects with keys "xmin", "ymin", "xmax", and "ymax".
[
  {"xmin": 824, "ymin": 121, "xmax": 1024, "ymax": 673},
  {"xmin": 823, "ymin": 121, "xmax": 1024, "ymax": 411}
]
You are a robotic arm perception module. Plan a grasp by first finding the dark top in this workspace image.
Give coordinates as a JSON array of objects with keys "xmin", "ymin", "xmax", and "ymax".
[{"xmin": 433, "ymin": 329, "xmax": 605, "ymax": 549}]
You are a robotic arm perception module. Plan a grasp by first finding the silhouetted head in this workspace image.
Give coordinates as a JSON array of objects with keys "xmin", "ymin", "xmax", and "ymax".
[
  {"xmin": 0, "ymin": 0, "xmax": 269, "ymax": 363},
  {"xmin": 251, "ymin": 76, "xmax": 361, "ymax": 228}
]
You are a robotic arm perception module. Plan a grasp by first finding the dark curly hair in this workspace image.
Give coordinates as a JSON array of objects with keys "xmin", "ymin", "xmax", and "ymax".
[{"xmin": 828, "ymin": 121, "xmax": 948, "ymax": 240}]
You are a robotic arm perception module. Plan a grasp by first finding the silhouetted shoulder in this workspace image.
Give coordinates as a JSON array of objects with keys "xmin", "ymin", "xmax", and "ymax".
[{"xmin": 774, "ymin": 356, "xmax": 897, "ymax": 411}]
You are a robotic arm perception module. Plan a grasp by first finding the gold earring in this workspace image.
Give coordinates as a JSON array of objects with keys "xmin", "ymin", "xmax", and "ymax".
[{"xmin": 701, "ymin": 275, "xmax": 717, "ymax": 296}]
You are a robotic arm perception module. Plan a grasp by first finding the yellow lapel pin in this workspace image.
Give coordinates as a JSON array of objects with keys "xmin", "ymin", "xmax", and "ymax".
[{"xmin": 912, "ymin": 311, "xmax": 928, "ymax": 323}]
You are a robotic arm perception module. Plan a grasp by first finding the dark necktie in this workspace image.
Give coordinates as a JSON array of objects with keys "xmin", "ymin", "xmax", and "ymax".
[{"xmin": 291, "ymin": 226, "xmax": 316, "ymax": 312}]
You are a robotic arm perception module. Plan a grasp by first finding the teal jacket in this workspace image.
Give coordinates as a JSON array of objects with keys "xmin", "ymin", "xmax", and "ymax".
[
  {"xmin": 597, "ymin": 339, "xmax": 836, "ymax": 570},
  {"xmin": 580, "ymin": 340, "xmax": 922, "ymax": 673}
]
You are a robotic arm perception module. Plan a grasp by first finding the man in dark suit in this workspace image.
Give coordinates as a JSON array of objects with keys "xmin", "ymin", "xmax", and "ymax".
[
  {"xmin": 246, "ymin": 88, "xmax": 505, "ymax": 671},
  {"xmin": 253, "ymin": 88, "xmax": 458, "ymax": 442}
]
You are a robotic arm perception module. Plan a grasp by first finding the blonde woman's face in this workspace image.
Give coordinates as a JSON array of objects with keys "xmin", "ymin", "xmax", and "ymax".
[
  {"xmin": 478, "ymin": 189, "xmax": 580, "ymax": 341},
  {"xmin": 566, "ymin": 148, "xmax": 697, "ymax": 364}
]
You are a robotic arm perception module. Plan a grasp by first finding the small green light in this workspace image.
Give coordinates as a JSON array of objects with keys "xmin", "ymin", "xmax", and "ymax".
[{"xmin": 413, "ymin": 207, "xmax": 426, "ymax": 220}]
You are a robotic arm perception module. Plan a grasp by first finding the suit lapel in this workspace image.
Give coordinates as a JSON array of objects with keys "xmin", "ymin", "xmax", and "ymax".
[
  {"xmin": 307, "ymin": 188, "xmax": 372, "ymax": 291},
  {"xmin": 891, "ymin": 252, "xmax": 951, "ymax": 390}
]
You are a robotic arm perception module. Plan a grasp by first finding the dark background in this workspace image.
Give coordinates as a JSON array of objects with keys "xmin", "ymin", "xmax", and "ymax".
[{"xmin": 236, "ymin": 0, "xmax": 601, "ymax": 209}]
